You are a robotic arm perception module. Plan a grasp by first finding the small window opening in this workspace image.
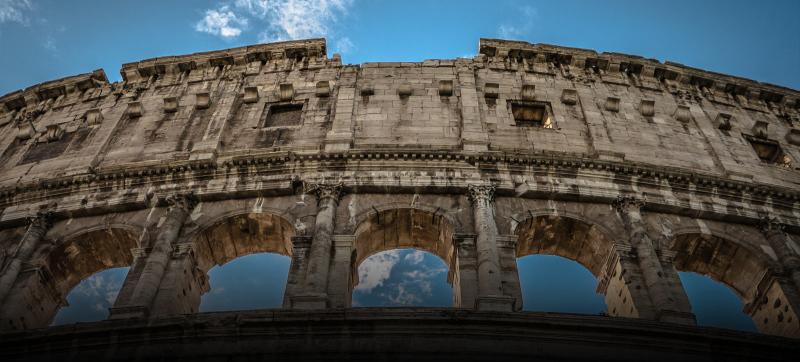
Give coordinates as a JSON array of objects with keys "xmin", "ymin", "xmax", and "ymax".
[
  {"xmin": 263, "ymin": 103, "xmax": 303, "ymax": 127},
  {"xmin": 511, "ymin": 102, "xmax": 553, "ymax": 129},
  {"xmin": 745, "ymin": 135, "xmax": 792, "ymax": 167}
]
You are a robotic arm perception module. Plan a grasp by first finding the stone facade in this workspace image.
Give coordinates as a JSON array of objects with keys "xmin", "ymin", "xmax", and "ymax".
[{"xmin": 0, "ymin": 37, "xmax": 799, "ymax": 354}]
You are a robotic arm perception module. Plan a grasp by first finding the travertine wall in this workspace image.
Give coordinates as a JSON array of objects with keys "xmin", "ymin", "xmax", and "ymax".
[{"xmin": 0, "ymin": 38, "xmax": 799, "ymax": 340}]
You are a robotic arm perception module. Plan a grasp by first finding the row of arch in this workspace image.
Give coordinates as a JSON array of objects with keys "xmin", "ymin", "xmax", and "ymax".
[{"xmin": 0, "ymin": 203, "xmax": 795, "ymax": 337}]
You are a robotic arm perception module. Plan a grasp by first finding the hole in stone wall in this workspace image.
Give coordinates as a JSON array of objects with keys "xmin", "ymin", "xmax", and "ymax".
[
  {"xmin": 510, "ymin": 101, "xmax": 553, "ymax": 128},
  {"xmin": 678, "ymin": 271, "xmax": 757, "ymax": 332},
  {"xmin": 262, "ymin": 103, "xmax": 303, "ymax": 127},
  {"xmin": 51, "ymin": 267, "xmax": 129, "ymax": 326},
  {"xmin": 199, "ymin": 252, "xmax": 290, "ymax": 312},
  {"xmin": 352, "ymin": 248, "xmax": 452, "ymax": 307},
  {"xmin": 745, "ymin": 135, "xmax": 792, "ymax": 167}
]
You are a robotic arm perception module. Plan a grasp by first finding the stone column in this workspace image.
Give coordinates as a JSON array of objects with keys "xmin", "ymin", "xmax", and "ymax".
[
  {"xmin": 283, "ymin": 235, "xmax": 312, "ymax": 308},
  {"xmin": 0, "ymin": 211, "xmax": 52, "ymax": 306},
  {"xmin": 760, "ymin": 218, "xmax": 800, "ymax": 291},
  {"xmin": 291, "ymin": 183, "xmax": 342, "ymax": 309},
  {"xmin": 497, "ymin": 234, "xmax": 522, "ymax": 311},
  {"xmin": 597, "ymin": 243, "xmax": 657, "ymax": 319},
  {"xmin": 148, "ymin": 243, "xmax": 208, "ymax": 318},
  {"xmin": 467, "ymin": 184, "xmax": 514, "ymax": 311},
  {"xmin": 453, "ymin": 234, "xmax": 479, "ymax": 308},
  {"xmin": 613, "ymin": 196, "xmax": 694, "ymax": 325},
  {"xmin": 110, "ymin": 193, "xmax": 197, "ymax": 319},
  {"xmin": 328, "ymin": 234, "xmax": 355, "ymax": 308}
]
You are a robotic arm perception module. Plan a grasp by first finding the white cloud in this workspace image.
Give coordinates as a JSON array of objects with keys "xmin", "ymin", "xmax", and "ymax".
[
  {"xmin": 404, "ymin": 250, "xmax": 425, "ymax": 265},
  {"xmin": 355, "ymin": 250, "xmax": 401, "ymax": 292},
  {"xmin": 496, "ymin": 5, "xmax": 537, "ymax": 40},
  {"xmin": 0, "ymin": 0, "xmax": 32, "ymax": 24},
  {"xmin": 195, "ymin": 0, "xmax": 354, "ymax": 48},
  {"xmin": 195, "ymin": 6, "xmax": 248, "ymax": 38}
]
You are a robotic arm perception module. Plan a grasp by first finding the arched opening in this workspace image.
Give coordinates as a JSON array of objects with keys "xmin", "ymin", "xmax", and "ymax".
[
  {"xmin": 351, "ymin": 208, "xmax": 457, "ymax": 307},
  {"xmin": 670, "ymin": 233, "xmax": 798, "ymax": 336},
  {"xmin": 514, "ymin": 215, "xmax": 612, "ymax": 315},
  {"xmin": 51, "ymin": 267, "xmax": 129, "ymax": 325},
  {"xmin": 517, "ymin": 255, "xmax": 606, "ymax": 314},
  {"xmin": 1, "ymin": 227, "xmax": 138, "ymax": 329},
  {"xmin": 678, "ymin": 271, "xmax": 756, "ymax": 331},
  {"xmin": 192, "ymin": 213, "xmax": 295, "ymax": 312},
  {"xmin": 352, "ymin": 248, "xmax": 451, "ymax": 307},
  {"xmin": 200, "ymin": 253, "xmax": 290, "ymax": 312}
]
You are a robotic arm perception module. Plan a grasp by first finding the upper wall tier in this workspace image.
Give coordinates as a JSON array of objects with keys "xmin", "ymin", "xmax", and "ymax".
[{"xmin": 0, "ymin": 38, "xmax": 798, "ymax": 223}]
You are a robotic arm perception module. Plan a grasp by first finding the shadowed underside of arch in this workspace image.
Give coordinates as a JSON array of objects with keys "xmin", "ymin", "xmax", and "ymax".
[
  {"xmin": 192, "ymin": 213, "xmax": 295, "ymax": 272},
  {"xmin": 670, "ymin": 233, "xmax": 800, "ymax": 337},
  {"xmin": 514, "ymin": 215, "xmax": 614, "ymax": 277}
]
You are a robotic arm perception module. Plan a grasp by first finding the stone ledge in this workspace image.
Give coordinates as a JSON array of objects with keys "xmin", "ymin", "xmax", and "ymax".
[{"xmin": 0, "ymin": 308, "xmax": 795, "ymax": 361}]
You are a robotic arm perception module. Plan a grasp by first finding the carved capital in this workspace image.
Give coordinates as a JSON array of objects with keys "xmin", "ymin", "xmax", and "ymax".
[
  {"xmin": 613, "ymin": 196, "xmax": 645, "ymax": 214},
  {"xmin": 165, "ymin": 192, "xmax": 198, "ymax": 212},
  {"xmin": 758, "ymin": 216, "xmax": 785, "ymax": 235},
  {"xmin": 304, "ymin": 182, "xmax": 343, "ymax": 203},
  {"xmin": 28, "ymin": 210, "xmax": 54, "ymax": 231},
  {"xmin": 467, "ymin": 184, "xmax": 496, "ymax": 205}
]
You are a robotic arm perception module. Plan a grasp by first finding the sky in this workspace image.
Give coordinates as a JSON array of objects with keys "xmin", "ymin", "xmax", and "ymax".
[
  {"xmin": 1, "ymin": 0, "xmax": 799, "ymax": 96},
  {"xmin": 8, "ymin": 0, "xmax": 782, "ymax": 331}
]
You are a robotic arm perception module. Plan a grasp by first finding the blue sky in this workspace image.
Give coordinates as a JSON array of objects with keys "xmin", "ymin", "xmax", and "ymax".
[
  {"xmin": 7, "ymin": 0, "xmax": 780, "ymax": 331},
  {"xmin": 1, "ymin": 0, "xmax": 799, "ymax": 95}
]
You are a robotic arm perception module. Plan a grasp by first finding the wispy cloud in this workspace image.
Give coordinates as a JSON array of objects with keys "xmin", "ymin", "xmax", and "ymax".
[
  {"xmin": 404, "ymin": 250, "xmax": 425, "ymax": 265},
  {"xmin": 496, "ymin": 5, "xmax": 537, "ymax": 40},
  {"xmin": 195, "ymin": 0, "xmax": 355, "ymax": 53},
  {"xmin": 0, "ymin": 0, "xmax": 33, "ymax": 25},
  {"xmin": 195, "ymin": 5, "xmax": 248, "ymax": 38},
  {"xmin": 355, "ymin": 250, "xmax": 401, "ymax": 292}
]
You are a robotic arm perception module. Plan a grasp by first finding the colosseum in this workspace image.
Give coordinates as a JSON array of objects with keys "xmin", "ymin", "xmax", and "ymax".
[{"xmin": 0, "ymin": 38, "xmax": 798, "ymax": 361}]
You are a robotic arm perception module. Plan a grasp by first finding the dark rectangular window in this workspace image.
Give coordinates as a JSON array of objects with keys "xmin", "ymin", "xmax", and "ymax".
[
  {"xmin": 745, "ymin": 135, "xmax": 792, "ymax": 167},
  {"xmin": 510, "ymin": 102, "xmax": 553, "ymax": 128},
  {"xmin": 263, "ymin": 103, "xmax": 303, "ymax": 127}
]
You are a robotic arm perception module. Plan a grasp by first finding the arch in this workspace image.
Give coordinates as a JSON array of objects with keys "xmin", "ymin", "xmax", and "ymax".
[
  {"xmin": 351, "ymin": 202, "xmax": 461, "ymax": 236},
  {"xmin": 669, "ymin": 232, "xmax": 771, "ymax": 301},
  {"xmin": 513, "ymin": 213, "xmax": 617, "ymax": 277},
  {"xmin": 669, "ymin": 232, "xmax": 800, "ymax": 337},
  {"xmin": 1, "ymin": 227, "xmax": 139, "ymax": 329},
  {"xmin": 351, "ymin": 208, "xmax": 457, "ymax": 306},
  {"xmin": 191, "ymin": 212, "xmax": 296, "ymax": 273},
  {"xmin": 516, "ymin": 254, "xmax": 608, "ymax": 314}
]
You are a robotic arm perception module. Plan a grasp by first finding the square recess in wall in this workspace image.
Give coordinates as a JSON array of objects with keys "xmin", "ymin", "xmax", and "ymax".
[
  {"xmin": 262, "ymin": 102, "xmax": 303, "ymax": 127},
  {"xmin": 744, "ymin": 134, "xmax": 792, "ymax": 167},
  {"xmin": 509, "ymin": 101, "xmax": 554, "ymax": 128}
]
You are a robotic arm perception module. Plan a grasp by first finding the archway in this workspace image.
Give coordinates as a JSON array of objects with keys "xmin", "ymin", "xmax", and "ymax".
[
  {"xmin": 670, "ymin": 233, "xmax": 799, "ymax": 336},
  {"xmin": 678, "ymin": 271, "xmax": 756, "ymax": 331},
  {"xmin": 514, "ymin": 215, "xmax": 615, "ymax": 315},
  {"xmin": 51, "ymin": 267, "xmax": 129, "ymax": 325},
  {"xmin": 352, "ymin": 248, "xmax": 451, "ymax": 307},
  {"xmin": 351, "ymin": 208, "xmax": 457, "ymax": 307},
  {"xmin": 2, "ymin": 227, "xmax": 137, "ymax": 329},
  {"xmin": 191, "ymin": 212, "xmax": 295, "ymax": 312}
]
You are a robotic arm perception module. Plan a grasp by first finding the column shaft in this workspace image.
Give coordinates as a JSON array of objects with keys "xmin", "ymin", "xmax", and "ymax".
[
  {"xmin": 115, "ymin": 193, "xmax": 195, "ymax": 318},
  {"xmin": 0, "ymin": 212, "xmax": 52, "ymax": 306},
  {"xmin": 761, "ymin": 218, "xmax": 800, "ymax": 291},
  {"xmin": 468, "ymin": 185, "xmax": 513, "ymax": 311}
]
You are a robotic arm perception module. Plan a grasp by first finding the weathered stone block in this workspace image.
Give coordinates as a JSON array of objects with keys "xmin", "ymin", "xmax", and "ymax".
[
  {"xmin": 715, "ymin": 112, "xmax": 733, "ymax": 130},
  {"xmin": 163, "ymin": 97, "xmax": 178, "ymax": 113},
  {"xmin": 84, "ymin": 108, "xmax": 103, "ymax": 126},
  {"xmin": 674, "ymin": 105, "xmax": 691, "ymax": 123},
  {"xmin": 438, "ymin": 80, "xmax": 453, "ymax": 96},
  {"xmin": 279, "ymin": 83, "xmax": 294, "ymax": 101},
  {"xmin": 521, "ymin": 84, "xmax": 536, "ymax": 101},
  {"xmin": 127, "ymin": 101, "xmax": 143, "ymax": 117},
  {"xmin": 605, "ymin": 97, "xmax": 620, "ymax": 112},
  {"xmin": 561, "ymin": 89, "xmax": 578, "ymax": 105},
  {"xmin": 243, "ymin": 86, "xmax": 259, "ymax": 104},
  {"xmin": 640, "ymin": 99, "xmax": 655, "ymax": 117},
  {"xmin": 752, "ymin": 120, "xmax": 769, "ymax": 139},
  {"xmin": 195, "ymin": 92, "xmax": 210, "ymax": 110},
  {"xmin": 315, "ymin": 81, "xmax": 331, "ymax": 97}
]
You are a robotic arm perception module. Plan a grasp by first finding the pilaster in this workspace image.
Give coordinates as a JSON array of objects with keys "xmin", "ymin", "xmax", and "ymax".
[{"xmin": 468, "ymin": 184, "xmax": 514, "ymax": 311}]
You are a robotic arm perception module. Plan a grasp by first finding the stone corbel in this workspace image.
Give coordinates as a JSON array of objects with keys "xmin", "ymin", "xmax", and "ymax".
[
  {"xmin": 604, "ymin": 97, "xmax": 620, "ymax": 112},
  {"xmin": 127, "ymin": 101, "xmax": 143, "ymax": 118},
  {"xmin": 640, "ymin": 99, "xmax": 655, "ymax": 117},
  {"xmin": 752, "ymin": 120, "xmax": 768, "ymax": 139},
  {"xmin": 561, "ymin": 89, "xmax": 578, "ymax": 105},
  {"xmin": 397, "ymin": 84, "xmax": 412, "ymax": 98},
  {"xmin": 84, "ymin": 108, "xmax": 103, "ymax": 126},
  {"xmin": 195, "ymin": 92, "xmax": 210, "ymax": 110},
  {"xmin": 243, "ymin": 86, "xmax": 259, "ymax": 104},
  {"xmin": 279, "ymin": 83, "xmax": 294, "ymax": 101},
  {"xmin": 163, "ymin": 96, "xmax": 178, "ymax": 113},
  {"xmin": 44, "ymin": 124, "xmax": 64, "ymax": 142},
  {"xmin": 438, "ymin": 80, "xmax": 453, "ymax": 97},
  {"xmin": 315, "ymin": 81, "xmax": 331, "ymax": 97},
  {"xmin": 484, "ymin": 83, "xmax": 499, "ymax": 99},
  {"xmin": 786, "ymin": 129, "xmax": 800, "ymax": 146},
  {"xmin": 16, "ymin": 122, "xmax": 34, "ymax": 140},
  {"xmin": 715, "ymin": 112, "xmax": 733, "ymax": 130},
  {"xmin": 674, "ymin": 105, "xmax": 691, "ymax": 123},
  {"xmin": 521, "ymin": 84, "xmax": 536, "ymax": 101}
]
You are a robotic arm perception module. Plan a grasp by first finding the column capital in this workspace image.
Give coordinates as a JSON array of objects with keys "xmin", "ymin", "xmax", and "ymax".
[
  {"xmin": 165, "ymin": 192, "xmax": 198, "ymax": 212},
  {"xmin": 27, "ymin": 210, "xmax": 54, "ymax": 231},
  {"xmin": 758, "ymin": 216, "xmax": 786, "ymax": 235},
  {"xmin": 304, "ymin": 182, "xmax": 344, "ymax": 203},
  {"xmin": 467, "ymin": 184, "xmax": 496, "ymax": 205},
  {"xmin": 613, "ymin": 195, "xmax": 645, "ymax": 214}
]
